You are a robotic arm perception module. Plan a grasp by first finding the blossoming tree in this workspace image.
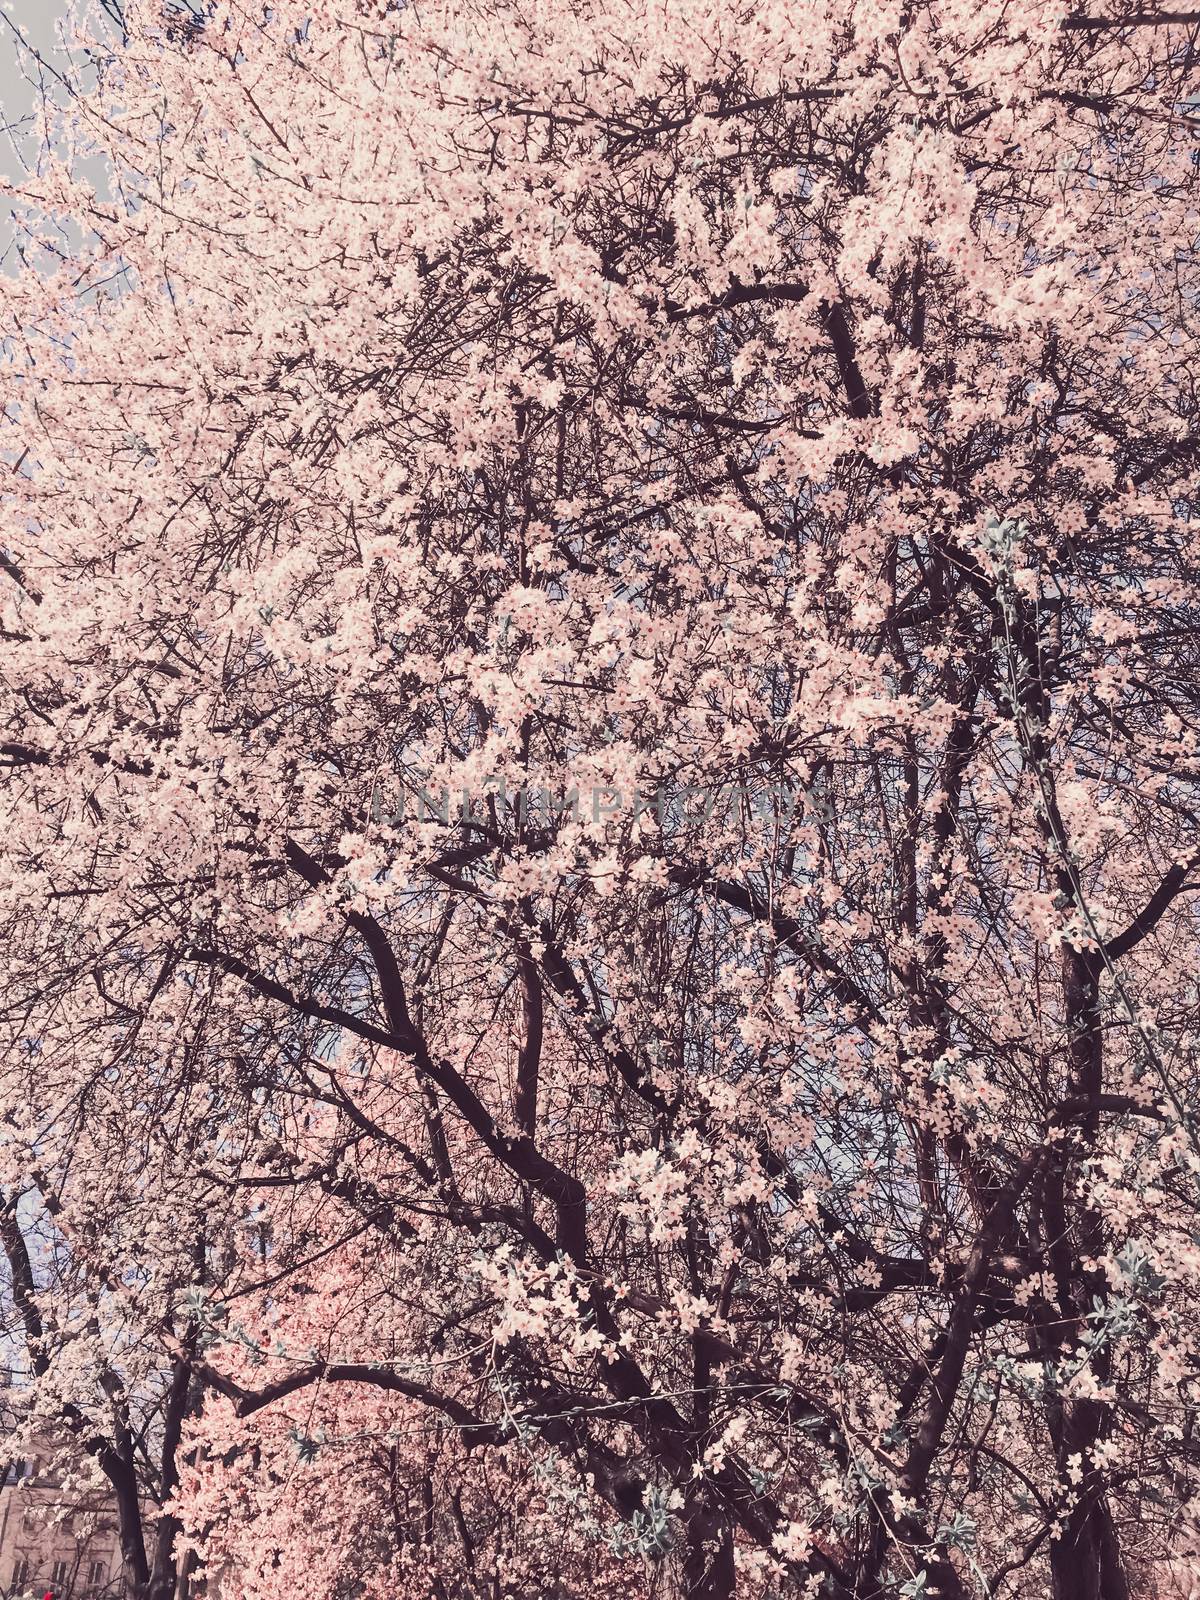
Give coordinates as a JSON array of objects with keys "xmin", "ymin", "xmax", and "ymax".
[{"xmin": 5, "ymin": 1, "xmax": 1200, "ymax": 1596}]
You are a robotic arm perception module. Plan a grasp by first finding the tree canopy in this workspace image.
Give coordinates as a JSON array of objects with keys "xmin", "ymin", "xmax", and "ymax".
[{"xmin": 5, "ymin": 2, "xmax": 1200, "ymax": 1597}]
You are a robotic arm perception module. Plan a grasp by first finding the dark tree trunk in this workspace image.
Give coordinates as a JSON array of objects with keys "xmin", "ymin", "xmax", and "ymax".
[
  {"xmin": 684, "ymin": 1498, "xmax": 735, "ymax": 1600},
  {"xmin": 1049, "ymin": 1491, "xmax": 1129, "ymax": 1600}
]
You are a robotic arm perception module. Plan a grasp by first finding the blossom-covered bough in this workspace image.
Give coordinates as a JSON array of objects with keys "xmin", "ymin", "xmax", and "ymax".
[{"xmin": 4, "ymin": 1, "xmax": 1200, "ymax": 1596}]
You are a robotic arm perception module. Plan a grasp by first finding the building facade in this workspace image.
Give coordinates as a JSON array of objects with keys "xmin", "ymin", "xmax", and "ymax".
[{"xmin": 0, "ymin": 1454, "xmax": 125, "ymax": 1600}]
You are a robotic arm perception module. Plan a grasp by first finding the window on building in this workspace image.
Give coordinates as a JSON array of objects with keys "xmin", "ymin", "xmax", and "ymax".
[
  {"xmin": 13, "ymin": 1557, "xmax": 30, "ymax": 1589},
  {"xmin": 87, "ymin": 1563, "xmax": 105, "ymax": 1590},
  {"xmin": 51, "ymin": 1559, "xmax": 69, "ymax": 1586}
]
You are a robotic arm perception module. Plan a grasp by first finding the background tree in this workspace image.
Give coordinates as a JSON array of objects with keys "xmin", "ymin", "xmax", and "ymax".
[
  {"xmin": 5, "ymin": 1, "xmax": 1200, "ymax": 1596},
  {"xmin": 1, "ymin": 1186, "xmax": 207, "ymax": 1600}
]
